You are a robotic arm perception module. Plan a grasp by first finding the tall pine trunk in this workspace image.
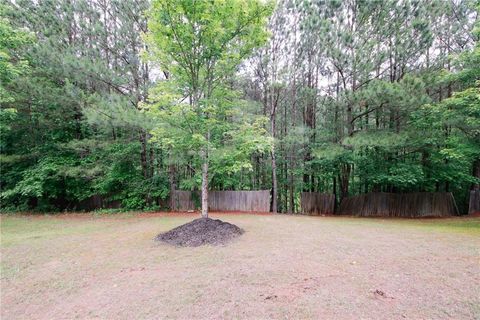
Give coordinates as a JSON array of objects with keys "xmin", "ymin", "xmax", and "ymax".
[
  {"xmin": 271, "ymin": 114, "xmax": 278, "ymax": 213},
  {"xmin": 473, "ymin": 159, "xmax": 480, "ymax": 191},
  {"xmin": 169, "ymin": 162, "xmax": 176, "ymax": 210},
  {"xmin": 139, "ymin": 130, "xmax": 148, "ymax": 179}
]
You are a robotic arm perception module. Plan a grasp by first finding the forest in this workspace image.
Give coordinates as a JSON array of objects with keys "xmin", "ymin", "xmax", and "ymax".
[{"xmin": 1, "ymin": 0, "xmax": 479, "ymax": 214}]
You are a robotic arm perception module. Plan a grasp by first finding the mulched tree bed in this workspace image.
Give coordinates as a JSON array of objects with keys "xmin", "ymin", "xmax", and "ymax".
[{"xmin": 155, "ymin": 217, "xmax": 244, "ymax": 247}]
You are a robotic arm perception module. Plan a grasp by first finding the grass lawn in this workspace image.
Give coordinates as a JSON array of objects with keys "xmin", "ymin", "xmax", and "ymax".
[{"xmin": 1, "ymin": 213, "xmax": 479, "ymax": 319}]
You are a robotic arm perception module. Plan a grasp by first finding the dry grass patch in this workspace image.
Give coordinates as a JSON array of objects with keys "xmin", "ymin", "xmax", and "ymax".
[{"xmin": 1, "ymin": 213, "xmax": 479, "ymax": 319}]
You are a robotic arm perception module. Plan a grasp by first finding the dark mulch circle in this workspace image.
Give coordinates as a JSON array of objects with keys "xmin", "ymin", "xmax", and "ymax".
[{"xmin": 154, "ymin": 217, "xmax": 244, "ymax": 247}]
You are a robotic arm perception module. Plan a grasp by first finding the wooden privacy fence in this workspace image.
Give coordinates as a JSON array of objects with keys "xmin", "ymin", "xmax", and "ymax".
[
  {"xmin": 170, "ymin": 190, "xmax": 270, "ymax": 212},
  {"xmin": 209, "ymin": 190, "xmax": 270, "ymax": 212},
  {"xmin": 338, "ymin": 192, "xmax": 458, "ymax": 217},
  {"xmin": 170, "ymin": 190, "xmax": 197, "ymax": 211},
  {"xmin": 76, "ymin": 195, "xmax": 121, "ymax": 211},
  {"xmin": 469, "ymin": 190, "xmax": 480, "ymax": 215},
  {"xmin": 300, "ymin": 192, "xmax": 335, "ymax": 215}
]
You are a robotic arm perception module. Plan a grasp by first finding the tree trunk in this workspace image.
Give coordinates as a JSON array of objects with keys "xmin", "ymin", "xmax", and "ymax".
[
  {"xmin": 333, "ymin": 176, "xmax": 337, "ymax": 212},
  {"xmin": 169, "ymin": 163, "xmax": 176, "ymax": 210},
  {"xmin": 201, "ymin": 155, "xmax": 209, "ymax": 218},
  {"xmin": 269, "ymin": 78, "xmax": 278, "ymax": 213},
  {"xmin": 139, "ymin": 130, "xmax": 148, "ymax": 179},
  {"xmin": 270, "ymin": 112, "xmax": 278, "ymax": 213},
  {"xmin": 339, "ymin": 163, "xmax": 351, "ymax": 201},
  {"xmin": 149, "ymin": 143, "xmax": 154, "ymax": 178},
  {"xmin": 288, "ymin": 168, "xmax": 294, "ymax": 213},
  {"xmin": 473, "ymin": 159, "xmax": 480, "ymax": 191},
  {"xmin": 271, "ymin": 147, "xmax": 278, "ymax": 213},
  {"xmin": 201, "ymin": 129, "xmax": 210, "ymax": 218}
]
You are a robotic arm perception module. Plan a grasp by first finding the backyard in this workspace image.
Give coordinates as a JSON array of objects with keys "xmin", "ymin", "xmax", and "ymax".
[{"xmin": 1, "ymin": 213, "xmax": 479, "ymax": 319}]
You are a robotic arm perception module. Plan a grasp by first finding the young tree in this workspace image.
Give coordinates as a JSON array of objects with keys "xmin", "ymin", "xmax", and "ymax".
[{"xmin": 147, "ymin": 0, "xmax": 273, "ymax": 217}]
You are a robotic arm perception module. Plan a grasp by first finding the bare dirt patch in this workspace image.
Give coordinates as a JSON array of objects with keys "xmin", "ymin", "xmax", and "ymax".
[{"xmin": 155, "ymin": 217, "xmax": 244, "ymax": 246}]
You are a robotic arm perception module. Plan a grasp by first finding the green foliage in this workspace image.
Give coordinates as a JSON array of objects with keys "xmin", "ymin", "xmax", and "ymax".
[
  {"xmin": 0, "ymin": 5, "xmax": 33, "ymax": 104},
  {"xmin": 0, "ymin": 0, "xmax": 167, "ymax": 212},
  {"xmin": 147, "ymin": 0, "xmax": 274, "ymax": 197},
  {"xmin": 147, "ymin": 0, "xmax": 273, "ymax": 91},
  {"xmin": 1, "ymin": 0, "xmax": 478, "ymax": 214}
]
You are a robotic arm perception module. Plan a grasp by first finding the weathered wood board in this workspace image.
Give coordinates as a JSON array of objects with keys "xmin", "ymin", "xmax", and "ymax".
[{"xmin": 338, "ymin": 192, "xmax": 458, "ymax": 217}]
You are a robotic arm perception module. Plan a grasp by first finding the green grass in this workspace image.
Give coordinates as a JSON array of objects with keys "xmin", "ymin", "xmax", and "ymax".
[
  {"xmin": 0, "ymin": 216, "xmax": 114, "ymax": 247},
  {"xmin": 0, "ymin": 213, "xmax": 196, "ymax": 247},
  {"xmin": 2, "ymin": 214, "xmax": 478, "ymax": 248},
  {"xmin": 397, "ymin": 218, "xmax": 480, "ymax": 235},
  {"xmin": 332, "ymin": 216, "xmax": 480, "ymax": 235}
]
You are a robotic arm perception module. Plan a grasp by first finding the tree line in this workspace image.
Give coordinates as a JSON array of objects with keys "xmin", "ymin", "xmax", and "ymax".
[{"xmin": 1, "ymin": 0, "xmax": 479, "ymax": 213}]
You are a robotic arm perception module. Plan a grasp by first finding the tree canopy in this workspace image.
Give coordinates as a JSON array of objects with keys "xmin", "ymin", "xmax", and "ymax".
[{"xmin": 0, "ymin": 0, "xmax": 478, "ymax": 214}]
